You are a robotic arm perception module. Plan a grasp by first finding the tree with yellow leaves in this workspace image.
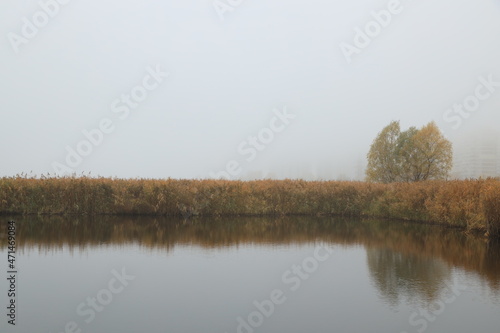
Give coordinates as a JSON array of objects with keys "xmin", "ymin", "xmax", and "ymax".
[{"xmin": 366, "ymin": 121, "xmax": 452, "ymax": 183}]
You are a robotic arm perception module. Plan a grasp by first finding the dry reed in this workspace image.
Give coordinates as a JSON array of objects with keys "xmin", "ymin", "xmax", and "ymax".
[{"xmin": 1, "ymin": 175, "xmax": 499, "ymax": 237}]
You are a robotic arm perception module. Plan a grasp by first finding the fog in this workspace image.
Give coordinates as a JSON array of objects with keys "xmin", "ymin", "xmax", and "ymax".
[{"xmin": 1, "ymin": 0, "xmax": 499, "ymax": 180}]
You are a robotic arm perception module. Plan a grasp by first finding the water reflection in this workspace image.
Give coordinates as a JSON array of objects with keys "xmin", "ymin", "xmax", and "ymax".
[
  {"xmin": 367, "ymin": 248, "xmax": 450, "ymax": 306},
  {"xmin": 2, "ymin": 215, "xmax": 500, "ymax": 303}
]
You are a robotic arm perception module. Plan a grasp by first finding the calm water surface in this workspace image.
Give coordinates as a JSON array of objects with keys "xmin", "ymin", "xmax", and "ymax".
[{"xmin": 1, "ymin": 216, "xmax": 499, "ymax": 333}]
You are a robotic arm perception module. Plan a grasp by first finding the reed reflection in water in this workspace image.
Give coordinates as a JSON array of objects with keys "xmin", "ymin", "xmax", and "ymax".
[{"xmin": 1, "ymin": 215, "xmax": 499, "ymax": 333}]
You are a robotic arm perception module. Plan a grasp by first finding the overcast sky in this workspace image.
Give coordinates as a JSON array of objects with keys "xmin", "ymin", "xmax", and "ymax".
[{"xmin": 1, "ymin": 0, "xmax": 499, "ymax": 180}]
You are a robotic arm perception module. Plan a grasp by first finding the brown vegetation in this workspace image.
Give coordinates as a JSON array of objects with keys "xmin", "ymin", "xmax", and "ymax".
[{"xmin": 1, "ymin": 176, "xmax": 499, "ymax": 237}]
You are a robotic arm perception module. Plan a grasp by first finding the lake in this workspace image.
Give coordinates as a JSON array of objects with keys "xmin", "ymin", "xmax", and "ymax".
[{"xmin": 1, "ymin": 216, "xmax": 499, "ymax": 333}]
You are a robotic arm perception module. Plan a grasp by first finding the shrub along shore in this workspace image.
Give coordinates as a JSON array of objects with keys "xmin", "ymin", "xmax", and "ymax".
[{"xmin": 1, "ymin": 177, "xmax": 499, "ymax": 238}]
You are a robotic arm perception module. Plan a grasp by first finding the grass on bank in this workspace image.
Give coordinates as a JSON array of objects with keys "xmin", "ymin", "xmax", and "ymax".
[{"xmin": 0, "ymin": 176, "xmax": 499, "ymax": 237}]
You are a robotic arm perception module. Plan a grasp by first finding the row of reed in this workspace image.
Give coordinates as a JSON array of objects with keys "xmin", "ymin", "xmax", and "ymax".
[{"xmin": 1, "ymin": 176, "xmax": 499, "ymax": 237}]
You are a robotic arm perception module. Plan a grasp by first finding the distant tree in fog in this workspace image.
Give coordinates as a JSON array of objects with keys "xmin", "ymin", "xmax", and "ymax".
[{"xmin": 366, "ymin": 121, "xmax": 452, "ymax": 183}]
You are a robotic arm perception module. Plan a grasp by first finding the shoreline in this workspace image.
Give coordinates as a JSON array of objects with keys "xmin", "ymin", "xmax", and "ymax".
[{"xmin": 1, "ymin": 176, "xmax": 499, "ymax": 238}]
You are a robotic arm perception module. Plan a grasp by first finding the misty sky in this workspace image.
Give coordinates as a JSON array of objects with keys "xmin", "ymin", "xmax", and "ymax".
[{"xmin": 1, "ymin": 0, "xmax": 499, "ymax": 180}]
